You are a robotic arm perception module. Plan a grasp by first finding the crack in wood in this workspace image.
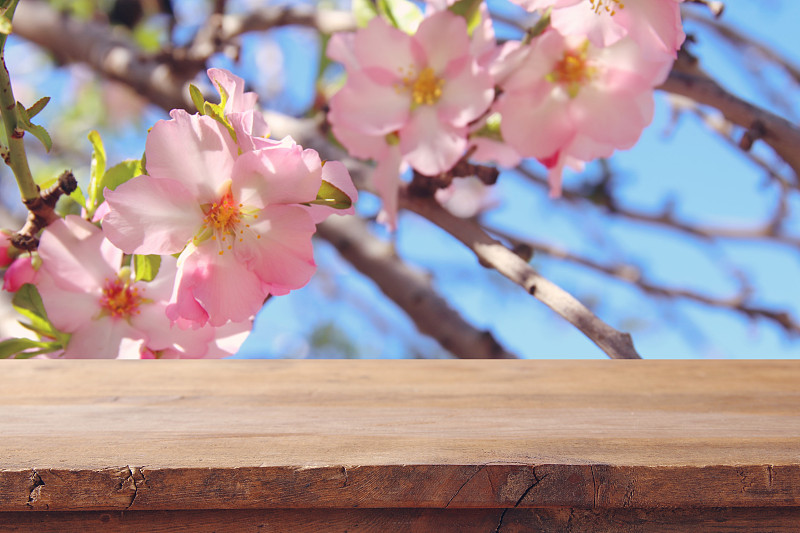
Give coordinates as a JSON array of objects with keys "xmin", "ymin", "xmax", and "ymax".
[
  {"xmin": 26, "ymin": 470, "xmax": 45, "ymax": 509},
  {"xmin": 445, "ymin": 465, "xmax": 486, "ymax": 509},
  {"xmin": 494, "ymin": 466, "xmax": 547, "ymax": 532},
  {"xmin": 123, "ymin": 466, "xmax": 146, "ymax": 511}
]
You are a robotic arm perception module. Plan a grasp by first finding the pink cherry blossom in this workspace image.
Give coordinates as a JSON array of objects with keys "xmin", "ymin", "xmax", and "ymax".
[
  {"xmin": 330, "ymin": 122, "xmax": 404, "ymax": 229},
  {"xmin": 435, "ymin": 176, "xmax": 499, "ymax": 218},
  {"xmin": 207, "ymin": 68, "xmax": 271, "ymax": 141},
  {"xmin": 35, "ymin": 216, "xmax": 248, "ymax": 358},
  {"xmin": 2, "ymin": 254, "xmax": 37, "ymax": 292},
  {"xmin": 103, "ymin": 110, "xmax": 334, "ymax": 326},
  {"xmin": 512, "ymin": 0, "xmax": 685, "ymax": 60},
  {"xmin": 206, "ymin": 68, "xmax": 358, "ymax": 222},
  {"xmin": 497, "ymin": 30, "xmax": 660, "ymax": 195},
  {"xmin": 327, "ymin": 10, "xmax": 494, "ymax": 177}
]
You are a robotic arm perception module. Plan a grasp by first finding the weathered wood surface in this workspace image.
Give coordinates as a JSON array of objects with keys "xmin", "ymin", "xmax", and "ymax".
[{"xmin": 1, "ymin": 360, "xmax": 799, "ymax": 523}]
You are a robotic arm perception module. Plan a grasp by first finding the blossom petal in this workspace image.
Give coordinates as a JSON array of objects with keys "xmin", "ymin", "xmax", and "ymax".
[
  {"xmin": 169, "ymin": 246, "xmax": 266, "ymax": 327},
  {"xmin": 400, "ymin": 106, "xmax": 467, "ymax": 175},
  {"xmin": 327, "ymin": 32, "xmax": 358, "ymax": 71},
  {"xmin": 437, "ymin": 60, "xmax": 493, "ymax": 127},
  {"xmin": 497, "ymin": 92, "xmax": 574, "ymax": 160},
  {"xmin": 414, "ymin": 11, "xmax": 471, "ymax": 73},
  {"xmin": 39, "ymin": 217, "xmax": 117, "ymax": 292},
  {"xmin": 145, "ymin": 110, "xmax": 239, "ymax": 200},
  {"xmin": 353, "ymin": 16, "xmax": 418, "ymax": 74},
  {"xmin": 104, "ymin": 175, "xmax": 204, "ymax": 255},
  {"xmin": 374, "ymin": 145, "xmax": 403, "ymax": 231},
  {"xmin": 248, "ymin": 205, "xmax": 317, "ymax": 294},
  {"xmin": 328, "ymin": 71, "xmax": 410, "ymax": 135},
  {"xmin": 232, "ymin": 145, "xmax": 322, "ymax": 208},
  {"xmin": 572, "ymin": 85, "xmax": 653, "ymax": 147},
  {"xmin": 35, "ymin": 272, "xmax": 99, "ymax": 333},
  {"xmin": 62, "ymin": 318, "xmax": 139, "ymax": 358},
  {"xmin": 207, "ymin": 68, "xmax": 258, "ymax": 115}
]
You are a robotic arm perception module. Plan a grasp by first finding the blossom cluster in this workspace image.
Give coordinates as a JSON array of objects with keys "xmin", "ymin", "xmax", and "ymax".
[
  {"xmin": 327, "ymin": 0, "xmax": 685, "ymax": 221},
  {"xmin": 1, "ymin": 69, "xmax": 356, "ymax": 359},
  {"xmin": 1, "ymin": 0, "xmax": 686, "ymax": 358}
]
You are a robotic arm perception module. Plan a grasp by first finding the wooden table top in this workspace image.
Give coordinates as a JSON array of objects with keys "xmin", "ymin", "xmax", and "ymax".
[{"xmin": 1, "ymin": 360, "xmax": 799, "ymax": 512}]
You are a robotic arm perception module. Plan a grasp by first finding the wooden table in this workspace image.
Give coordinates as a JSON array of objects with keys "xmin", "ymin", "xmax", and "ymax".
[{"xmin": 0, "ymin": 360, "xmax": 798, "ymax": 531}]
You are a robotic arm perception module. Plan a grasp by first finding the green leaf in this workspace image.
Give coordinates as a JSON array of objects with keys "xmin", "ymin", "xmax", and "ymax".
[
  {"xmin": 189, "ymin": 83, "xmax": 206, "ymax": 114},
  {"xmin": 525, "ymin": 8, "xmax": 551, "ymax": 42},
  {"xmin": 448, "ymin": 0, "xmax": 483, "ymax": 35},
  {"xmin": 12, "ymin": 284, "xmax": 69, "ymax": 347},
  {"xmin": 87, "ymin": 130, "xmax": 107, "ymax": 212},
  {"xmin": 15, "ymin": 102, "xmax": 52, "ymax": 152},
  {"xmin": 202, "ymin": 101, "xmax": 237, "ymax": 143},
  {"xmin": 26, "ymin": 97, "xmax": 50, "ymax": 119},
  {"xmin": 70, "ymin": 186, "xmax": 87, "ymax": 210},
  {"xmin": 0, "ymin": 338, "xmax": 59, "ymax": 359},
  {"xmin": 12, "ymin": 283, "xmax": 49, "ymax": 323},
  {"xmin": 0, "ymin": 15, "xmax": 11, "ymax": 35},
  {"xmin": 471, "ymin": 112, "xmax": 503, "ymax": 142},
  {"xmin": 312, "ymin": 179, "xmax": 353, "ymax": 210},
  {"xmin": 215, "ymin": 80, "xmax": 230, "ymax": 111},
  {"xmin": 352, "ymin": 0, "xmax": 378, "ymax": 27},
  {"xmin": 133, "ymin": 254, "xmax": 161, "ymax": 283},
  {"xmin": 377, "ymin": 0, "xmax": 423, "ymax": 33},
  {"xmin": 95, "ymin": 159, "xmax": 143, "ymax": 205}
]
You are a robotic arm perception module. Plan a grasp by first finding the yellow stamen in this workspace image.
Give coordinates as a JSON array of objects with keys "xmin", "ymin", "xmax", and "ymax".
[
  {"xmin": 545, "ymin": 42, "xmax": 596, "ymax": 98},
  {"xmin": 396, "ymin": 66, "xmax": 445, "ymax": 106},
  {"xmin": 101, "ymin": 278, "xmax": 143, "ymax": 319},
  {"xmin": 589, "ymin": 0, "xmax": 624, "ymax": 16}
]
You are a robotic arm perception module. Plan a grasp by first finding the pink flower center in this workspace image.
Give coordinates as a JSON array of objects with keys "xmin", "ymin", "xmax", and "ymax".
[
  {"xmin": 397, "ymin": 66, "xmax": 445, "ymax": 106},
  {"xmin": 206, "ymin": 190, "xmax": 242, "ymax": 232},
  {"xmin": 196, "ymin": 186, "xmax": 261, "ymax": 255},
  {"xmin": 589, "ymin": 0, "xmax": 624, "ymax": 16},
  {"xmin": 101, "ymin": 278, "xmax": 142, "ymax": 319},
  {"xmin": 546, "ymin": 43, "xmax": 596, "ymax": 98}
]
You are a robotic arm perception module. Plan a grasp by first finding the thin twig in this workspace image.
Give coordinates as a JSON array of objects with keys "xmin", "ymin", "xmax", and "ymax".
[
  {"xmin": 659, "ymin": 67, "xmax": 800, "ymax": 180},
  {"xmin": 515, "ymin": 165, "xmax": 800, "ymax": 248},
  {"xmin": 486, "ymin": 225, "xmax": 800, "ymax": 335},
  {"xmin": 318, "ymin": 216, "xmax": 517, "ymax": 359},
  {"xmin": 401, "ymin": 192, "xmax": 642, "ymax": 359}
]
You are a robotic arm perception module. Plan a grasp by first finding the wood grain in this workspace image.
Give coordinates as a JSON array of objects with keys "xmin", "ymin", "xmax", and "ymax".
[{"xmin": 1, "ymin": 360, "xmax": 799, "ymax": 517}]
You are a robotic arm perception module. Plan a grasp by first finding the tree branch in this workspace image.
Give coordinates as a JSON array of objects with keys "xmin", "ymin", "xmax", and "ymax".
[
  {"xmin": 486, "ymin": 224, "xmax": 800, "ymax": 335},
  {"xmin": 317, "ymin": 216, "xmax": 517, "ymax": 359},
  {"xmin": 401, "ymin": 192, "xmax": 642, "ymax": 359},
  {"xmin": 659, "ymin": 67, "xmax": 800, "ymax": 180},
  {"xmin": 516, "ymin": 164, "xmax": 800, "ymax": 248}
]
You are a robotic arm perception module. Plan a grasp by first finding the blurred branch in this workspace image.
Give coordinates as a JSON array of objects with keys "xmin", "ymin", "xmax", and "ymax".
[
  {"xmin": 215, "ymin": 5, "xmax": 356, "ymax": 37},
  {"xmin": 317, "ymin": 216, "xmax": 517, "ymax": 359},
  {"xmin": 14, "ymin": 1, "xmax": 194, "ymax": 113},
  {"xmin": 683, "ymin": 11, "xmax": 800, "ymax": 86},
  {"xmin": 178, "ymin": 5, "xmax": 355, "ymax": 65},
  {"xmin": 516, "ymin": 165, "xmax": 800, "ymax": 248},
  {"xmin": 401, "ymin": 192, "xmax": 641, "ymax": 359},
  {"xmin": 660, "ymin": 61, "xmax": 800, "ymax": 181},
  {"xmin": 669, "ymin": 98, "xmax": 795, "ymax": 189},
  {"xmin": 486, "ymin": 225, "xmax": 800, "ymax": 336}
]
